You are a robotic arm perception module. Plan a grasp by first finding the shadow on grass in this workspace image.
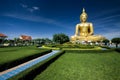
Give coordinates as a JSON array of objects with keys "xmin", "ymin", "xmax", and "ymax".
[
  {"xmin": 19, "ymin": 51, "xmax": 65, "ymax": 80},
  {"xmin": 115, "ymin": 48, "xmax": 120, "ymax": 53}
]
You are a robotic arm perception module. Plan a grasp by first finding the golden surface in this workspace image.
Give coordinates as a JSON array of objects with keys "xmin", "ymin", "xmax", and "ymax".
[{"xmin": 71, "ymin": 8, "xmax": 105, "ymax": 42}]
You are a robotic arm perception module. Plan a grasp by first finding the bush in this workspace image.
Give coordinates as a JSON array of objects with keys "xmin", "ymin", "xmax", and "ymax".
[
  {"xmin": 115, "ymin": 48, "xmax": 120, "ymax": 53},
  {"xmin": 62, "ymin": 44, "xmax": 95, "ymax": 49},
  {"xmin": 44, "ymin": 44, "xmax": 95, "ymax": 49},
  {"xmin": 65, "ymin": 49, "xmax": 114, "ymax": 53},
  {"xmin": 100, "ymin": 46, "xmax": 111, "ymax": 49}
]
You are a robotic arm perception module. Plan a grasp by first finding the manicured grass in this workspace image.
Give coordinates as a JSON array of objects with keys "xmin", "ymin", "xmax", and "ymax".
[
  {"xmin": 34, "ymin": 51, "xmax": 120, "ymax": 80},
  {"xmin": 0, "ymin": 46, "xmax": 51, "ymax": 71}
]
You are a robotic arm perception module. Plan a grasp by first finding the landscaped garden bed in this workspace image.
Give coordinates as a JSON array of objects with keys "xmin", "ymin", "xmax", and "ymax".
[
  {"xmin": 3, "ymin": 46, "xmax": 120, "ymax": 80},
  {"xmin": 34, "ymin": 50, "xmax": 120, "ymax": 80},
  {"xmin": 42, "ymin": 44, "xmax": 102, "ymax": 50},
  {"xmin": 0, "ymin": 46, "xmax": 51, "ymax": 71}
]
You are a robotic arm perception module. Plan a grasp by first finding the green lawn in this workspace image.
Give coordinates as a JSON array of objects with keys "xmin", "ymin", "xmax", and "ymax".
[
  {"xmin": 0, "ymin": 46, "xmax": 51, "ymax": 71},
  {"xmin": 0, "ymin": 46, "xmax": 49, "ymax": 64},
  {"xmin": 34, "ymin": 51, "xmax": 120, "ymax": 80}
]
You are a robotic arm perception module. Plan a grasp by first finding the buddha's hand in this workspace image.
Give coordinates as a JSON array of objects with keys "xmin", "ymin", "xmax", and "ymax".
[{"xmin": 88, "ymin": 34, "xmax": 91, "ymax": 36}]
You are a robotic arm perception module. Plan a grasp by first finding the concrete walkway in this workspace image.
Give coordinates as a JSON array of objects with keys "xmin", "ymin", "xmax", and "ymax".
[{"xmin": 0, "ymin": 50, "xmax": 60, "ymax": 80}]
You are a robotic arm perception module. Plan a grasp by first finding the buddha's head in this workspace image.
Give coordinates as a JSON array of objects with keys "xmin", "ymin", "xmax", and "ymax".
[{"xmin": 80, "ymin": 8, "xmax": 88, "ymax": 23}]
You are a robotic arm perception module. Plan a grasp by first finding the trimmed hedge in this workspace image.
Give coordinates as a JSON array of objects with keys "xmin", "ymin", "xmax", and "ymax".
[
  {"xmin": 0, "ymin": 49, "xmax": 52, "ymax": 72},
  {"xmin": 43, "ymin": 44, "xmax": 95, "ymax": 49},
  {"xmin": 100, "ymin": 46, "xmax": 111, "ymax": 49},
  {"xmin": 65, "ymin": 49, "xmax": 115, "ymax": 53},
  {"xmin": 115, "ymin": 48, "xmax": 120, "ymax": 53},
  {"xmin": 8, "ymin": 50, "xmax": 65, "ymax": 80}
]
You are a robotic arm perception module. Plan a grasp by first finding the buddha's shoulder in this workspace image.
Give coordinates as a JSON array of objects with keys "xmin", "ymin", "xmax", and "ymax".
[
  {"xmin": 86, "ymin": 22, "xmax": 93, "ymax": 25},
  {"xmin": 76, "ymin": 23, "xmax": 81, "ymax": 26},
  {"xmin": 76, "ymin": 23, "xmax": 81, "ymax": 25},
  {"xmin": 76, "ymin": 22, "xmax": 93, "ymax": 25}
]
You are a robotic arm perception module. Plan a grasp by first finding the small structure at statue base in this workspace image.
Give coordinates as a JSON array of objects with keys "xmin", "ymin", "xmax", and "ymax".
[{"xmin": 71, "ymin": 8, "xmax": 105, "ymax": 43}]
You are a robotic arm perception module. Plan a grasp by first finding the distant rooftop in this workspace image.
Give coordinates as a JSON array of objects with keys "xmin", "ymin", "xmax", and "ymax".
[
  {"xmin": 0, "ymin": 33, "xmax": 7, "ymax": 37},
  {"xmin": 20, "ymin": 35, "xmax": 32, "ymax": 40}
]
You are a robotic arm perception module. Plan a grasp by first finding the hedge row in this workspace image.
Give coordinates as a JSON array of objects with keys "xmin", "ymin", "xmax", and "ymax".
[
  {"xmin": 100, "ymin": 46, "xmax": 111, "ymax": 49},
  {"xmin": 44, "ymin": 44, "xmax": 95, "ymax": 49},
  {"xmin": 8, "ymin": 50, "xmax": 65, "ymax": 80},
  {"xmin": 65, "ymin": 49, "xmax": 115, "ymax": 53},
  {"xmin": 115, "ymin": 48, "xmax": 120, "ymax": 53},
  {"xmin": 0, "ymin": 49, "xmax": 52, "ymax": 72}
]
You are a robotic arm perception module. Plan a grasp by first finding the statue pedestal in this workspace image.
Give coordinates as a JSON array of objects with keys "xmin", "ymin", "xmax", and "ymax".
[{"xmin": 71, "ymin": 35, "xmax": 105, "ymax": 43}]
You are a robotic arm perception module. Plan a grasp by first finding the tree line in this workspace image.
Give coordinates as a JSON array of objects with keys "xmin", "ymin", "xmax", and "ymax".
[
  {"xmin": 0, "ymin": 33, "xmax": 120, "ymax": 48},
  {"xmin": 0, "ymin": 33, "xmax": 69, "ymax": 47}
]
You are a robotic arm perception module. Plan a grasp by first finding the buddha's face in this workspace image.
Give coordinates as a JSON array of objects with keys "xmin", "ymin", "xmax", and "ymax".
[{"xmin": 80, "ymin": 14, "xmax": 87, "ymax": 23}]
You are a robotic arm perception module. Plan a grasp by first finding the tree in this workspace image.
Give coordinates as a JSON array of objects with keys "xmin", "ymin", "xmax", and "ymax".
[
  {"xmin": 53, "ymin": 33, "xmax": 69, "ymax": 44},
  {"xmin": 0, "ymin": 36, "xmax": 7, "ymax": 46},
  {"xmin": 44, "ymin": 38, "xmax": 52, "ymax": 44},
  {"xmin": 14, "ymin": 38, "xmax": 21, "ymax": 46},
  {"xmin": 0, "ymin": 39, "xmax": 3, "ymax": 45},
  {"xmin": 8, "ymin": 39, "xmax": 14, "ymax": 46},
  {"xmin": 34, "ymin": 38, "xmax": 42, "ymax": 45},
  {"xmin": 111, "ymin": 37, "xmax": 120, "ymax": 48},
  {"xmin": 102, "ymin": 39, "xmax": 109, "ymax": 45}
]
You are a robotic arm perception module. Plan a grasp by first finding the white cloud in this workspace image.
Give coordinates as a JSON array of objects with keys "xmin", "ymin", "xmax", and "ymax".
[
  {"xmin": 3, "ymin": 13, "xmax": 68, "ymax": 29},
  {"xmin": 20, "ymin": 4, "xmax": 28, "ymax": 8},
  {"xmin": 32, "ymin": 6, "xmax": 39, "ymax": 10},
  {"xmin": 102, "ymin": 32, "xmax": 120, "ymax": 40},
  {"xmin": 92, "ymin": 8, "xmax": 120, "ymax": 20},
  {"xmin": 28, "ymin": 6, "xmax": 39, "ymax": 12},
  {"xmin": 97, "ymin": 15, "xmax": 120, "ymax": 22},
  {"xmin": 20, "ymin": 4, "xmax": 39, "ymax": 12},
  {"xmin": 94, "ymin": 24, "xmax": 120, "ymax": 40}
]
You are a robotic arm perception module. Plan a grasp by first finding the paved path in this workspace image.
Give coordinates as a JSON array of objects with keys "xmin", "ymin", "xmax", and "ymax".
[{"xmin": 0, "ymin": 50, "xmax": 60, "ymax": 80}]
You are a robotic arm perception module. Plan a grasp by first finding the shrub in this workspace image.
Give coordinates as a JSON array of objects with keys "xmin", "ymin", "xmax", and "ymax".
[{"xmin": 65, "ymin": 49, "xmax": 114, "ymax": 53}]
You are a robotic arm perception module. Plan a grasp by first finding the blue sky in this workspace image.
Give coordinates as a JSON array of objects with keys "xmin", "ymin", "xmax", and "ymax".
[{"xmin": 0, "ymin": 0, "xmax": 120, "ymax": 39}]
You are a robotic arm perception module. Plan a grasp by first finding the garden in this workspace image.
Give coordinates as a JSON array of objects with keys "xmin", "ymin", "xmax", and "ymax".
[
  {"xmin": 0, "ymin": 33, "xmax": 120, "ymax": 80},
  {"xmin": 0, "ymin": 46, "xmax": 51, "ymax": 71},
  {"xmin": 3, "ymin": 46, "xmax": 119, "ymax": 80}
]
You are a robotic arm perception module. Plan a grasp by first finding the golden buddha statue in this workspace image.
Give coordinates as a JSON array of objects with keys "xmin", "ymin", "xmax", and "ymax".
[{"xmin": 71, "ymin": 8, "xmax": 105, "ymax": 42}]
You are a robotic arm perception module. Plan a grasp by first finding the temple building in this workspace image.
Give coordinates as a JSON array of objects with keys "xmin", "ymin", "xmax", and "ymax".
[
  {"xmin": 0, "ymin": 33, "xmax": 7, "ymax": 39},
  {"xmin": 20, "ymin": 35, "xmax": 32, "ymax": 41},
  {"xmin": 0, "ymin": 33, "xmax": 7, "ymax": 46}
]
